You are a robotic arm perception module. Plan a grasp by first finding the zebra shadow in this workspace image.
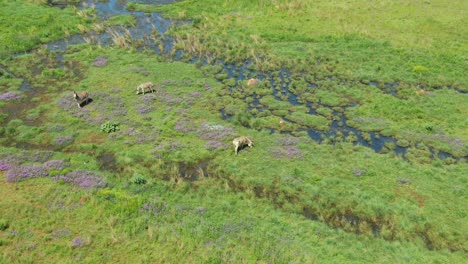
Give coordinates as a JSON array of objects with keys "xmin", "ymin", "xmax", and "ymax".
[{"xmin": 78, "ymin": 98, "xmax": 93, "ymax": 108}]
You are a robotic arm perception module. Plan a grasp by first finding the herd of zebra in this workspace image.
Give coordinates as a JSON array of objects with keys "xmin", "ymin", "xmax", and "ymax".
[{"xmin": 73, "ymin": 81, "xmax": 255, "ymax": 155}]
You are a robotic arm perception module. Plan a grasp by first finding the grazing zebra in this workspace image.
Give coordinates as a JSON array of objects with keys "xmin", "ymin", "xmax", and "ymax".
[
  {"xmin": 247, "ymin": 78, "xmax": 259, "ymax": 86},
  {"xmin": 73, "ymin": 91, "xmax": 90, "ymax": 108},
  {"xmin": 136, "ymin": 82, "xmax": 155, "ymax": 95},
  {"xmin": 232, "ymin": 136, "xmax": 254, "ymax": 155}
]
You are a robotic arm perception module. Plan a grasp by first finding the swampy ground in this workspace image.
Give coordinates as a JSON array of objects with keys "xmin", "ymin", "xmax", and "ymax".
[{"xmin": 0, "ymin": 0, "xmax": 467, "ymax": 263}]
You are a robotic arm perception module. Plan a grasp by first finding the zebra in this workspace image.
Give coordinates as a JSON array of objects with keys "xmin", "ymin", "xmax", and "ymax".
[
  {"xmin": 136, "ymin": 82, "xmax": 155, "ymax": 95},
  {"xmin": 73, "ymin": 91, "xmax": 90, "ymax": 108},
  {"xmin": 232, "ymin": 136, "xmax": 254, "ymax": 155},
  {"xmin": 247, "ymin": 78, "xmax": 259, "ymax": 86}
]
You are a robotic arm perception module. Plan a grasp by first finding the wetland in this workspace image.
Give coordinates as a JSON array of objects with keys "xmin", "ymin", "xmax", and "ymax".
[{"xmin": 0, "ymin": 0, "xmax": 467, "ymax": 263}]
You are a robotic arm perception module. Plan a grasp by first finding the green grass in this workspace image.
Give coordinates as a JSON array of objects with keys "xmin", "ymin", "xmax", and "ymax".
[
  {"xmin": 1, "ymin": 0, "xmax": 467, "ymax": 262},
  {"xmin": 1, "ymin": 161, "xmax": 466, "ymax": 263},
  {"xmin": 2, "ymin": 46, "xmax": 466, "ymax": 254},
  {"xmin": 0, "ymin": 0, "xmax": 93, "ymax": 56},
  {"xmin": 156, "ymin": 0, "xmax": 468, "ymax": 88}
]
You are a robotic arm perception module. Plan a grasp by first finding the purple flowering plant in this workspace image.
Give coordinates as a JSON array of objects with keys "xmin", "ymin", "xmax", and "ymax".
[
  {"xmin": 53, "ymin": 170, "xmax": 107, "ymax": 189},
  {"xmin": 54, "ymin": 135, "xmax": 74, "ymax": 146},
  {"xmin": 44, "ymin": 160, "xmax": 70, "ymax": 171},
  {"xmin": 0, "ymin": 91, "xmax": 24, "ymax": 101},
  {"xmin": 5, "ymin": 164, "xmax": 49, "ymax": 182},
  {"xmin": 71, "ymin": 237, "xmax": 85, "ymax": 248},
  {"xmin": 270, "ymin": 136, "xmax": 303, "ymax": 159}
]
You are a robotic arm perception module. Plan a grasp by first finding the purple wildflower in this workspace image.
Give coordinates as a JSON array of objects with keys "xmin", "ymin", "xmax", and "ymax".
[
  {"xmin": 0, "ymin": 91, "xmax": 24, "ymax": 101},
  {"xmin": 205, "ymin": 140, "xmax": 227, "ymax": 150},
  {"xmin": 71, "ymin": 237, "xmax": 85, "ymax": 248},
  {"xmin": 174, "ymin": 119, "xmax": 196, "ymax": 133},
  {"xmin": 189, "ymin": 91, "xmax": 203, "ymax": 98},
  {"xmin": 141, "ymin": 203, "xmax": 153, "ymax": 211},
  {"xmin": 54, "ymin": 135, "xmax": 74, "ymax": 146},
  {"xmin": 0, "ymin": 161, "xmax": 11, "ymax": 171},
  {"xmin": 93, "ymin": 56, "xmax": 108, "ymax": 67},
  {"xmin": 136, "ymin": 104, "xmax": 153, "ymax": 114},
  {"xmin": 138, "ymin": 94, "xmax": 157, "ymax": 104},
  {"xmin": 353, "ymin": 168, "xmax": 366, "ymax": 177},
  {"xmin": 270, "ymin": 146, "xmax": 303, "ymax": 159},
  {"xmin": 5, "ymin": 165, "xmax": 48, "ymax": 182},
  {"xmin": 27, "ymin": 151, "xmax": 54, "ymax": 163},
  {"xmin": 278, "ymin": 137, "xmax": 300, "ymax": 146},
  {"xmin": 199, "ymin": 122, "xmax": 234, "ymax": 140},
  {"xmin": 44, "ymin": 160, "xmax": 70, "ymax": 171},
  {"xmin": 270, "ymin": 137, "xmax": 303, "ymax": 159},
  {"xmin": 53, "ymin": 171, "xmax": 106, "ymax": 189},
  {"xmin": 52, "ymin": 228, "xmax": 72, "ymax": 239},
  {"xmin": 155, "ymin": 90, "xmax": 182, "ymax": 105}
]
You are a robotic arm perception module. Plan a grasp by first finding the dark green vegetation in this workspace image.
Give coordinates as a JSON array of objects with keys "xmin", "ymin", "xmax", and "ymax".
[
  {"xmin": 0, "ymin": 0, "xmax": 93, "ymax": 56},
  {"xmin": 1, "ymin": 0, "xmax": 467, "ymax": 263}
]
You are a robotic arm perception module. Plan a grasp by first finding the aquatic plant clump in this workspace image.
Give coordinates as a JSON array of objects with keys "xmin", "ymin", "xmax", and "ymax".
[
  {"xmin": 53, "ymin": 171, "xmax": 107, "ymax": 189},
  {"xmin": 5, "ymin": 165, "xmax": 49, "ymax": 182}
]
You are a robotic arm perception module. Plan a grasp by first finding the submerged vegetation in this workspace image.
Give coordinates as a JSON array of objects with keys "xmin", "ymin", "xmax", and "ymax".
[{"xmin": 0, "ymin": 0, "xmax": 467, "ymax": 263}]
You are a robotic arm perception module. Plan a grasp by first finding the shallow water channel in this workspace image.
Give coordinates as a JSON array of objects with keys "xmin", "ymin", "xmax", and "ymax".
[{"xmin": 1, "ymin": 0, "xmax": 466, "ymax": 161}]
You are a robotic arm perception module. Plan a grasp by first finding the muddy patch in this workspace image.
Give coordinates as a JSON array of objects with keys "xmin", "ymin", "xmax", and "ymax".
[{"xmin": 97, "ymin": 152, "xmax": 118, "ymax": 172}]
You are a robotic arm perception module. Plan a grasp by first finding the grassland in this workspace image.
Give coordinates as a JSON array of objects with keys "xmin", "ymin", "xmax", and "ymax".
[{"xmin": 0, "ymin": 0, "xmax": 467, "ymax": 263}]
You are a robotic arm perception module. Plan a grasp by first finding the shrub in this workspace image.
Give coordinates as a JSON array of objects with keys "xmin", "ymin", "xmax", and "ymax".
[
  {"xmin": 0, "ymin": 219, "xmax": 9, "ymax": 231},
  {"xmin": 130, "ymin": 174, "xmax": 147, "ymax": 185},
  {"xmin": 101, "ymin": 121, "xmax": 120, "ymax": 133}
]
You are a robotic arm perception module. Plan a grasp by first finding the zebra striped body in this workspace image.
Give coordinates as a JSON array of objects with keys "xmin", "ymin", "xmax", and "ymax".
[
  {"xmin": 247, "ymin": 78, "xmax": 259, "ymax": 86},
  {"xmin": 136, "ymin": 82, "xmax": 155, "ymax": 95},
  {"xmin": 73, "ymin": 91, "xmax": 90, "ymax": 108},
  {"xmin": 232, "ymin": 136, "xmax": 254, "ymax": 155}
]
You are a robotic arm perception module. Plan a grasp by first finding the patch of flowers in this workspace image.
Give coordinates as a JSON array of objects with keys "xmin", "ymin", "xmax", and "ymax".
[
  {"xmin": 5, "ymin": 164, "xmax": 48, "ymax": 182},
  {"xmin": 270, "ymin": 136, "xmax": 303, "ymax": 159},
  {"xmin": 136, "ymin": 104, "xmax": 154, "ymax": 114},
  {"xmin": 54, "ymin": 135, "xmax": 74, "ymax": 146},
  {"xmin": 0, "ymin": 160, "xmax": 12, "ymax": 171},
  {"xmin": 43, "ymin": 160, "xmax": 70, "ymax": 171},
  {"xmin": 71, "ymin": 237, "xmax": 85, "ymax": 248},
  {"xmin": 0, "ymin": 91, "xmax": 24, "ymax": 101},
  {"xmin": 93, "ymin": 55, "xmax": 108, "ymax": 67},
  {"xmin": 174, "ymin": 118, "xmax": 196, "ymax": 133},
  {"xmin": 53, "ymin": 170, "xmax": 107, "ymax": 189},
  {"xmin": 205, "ymin": 140, "xmax": 228, "ymax": 150},
  {"xmin": 199, "ymin": 122, "xmax": 234, "ymax": 140}
]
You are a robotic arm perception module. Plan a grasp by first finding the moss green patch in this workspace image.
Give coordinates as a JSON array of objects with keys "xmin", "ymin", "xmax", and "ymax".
[{"xmin": 0, "ymin": 0, "xmax": 92, "ymax": 56}]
